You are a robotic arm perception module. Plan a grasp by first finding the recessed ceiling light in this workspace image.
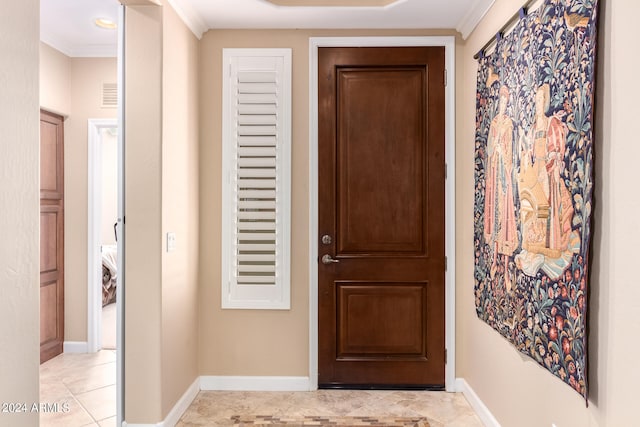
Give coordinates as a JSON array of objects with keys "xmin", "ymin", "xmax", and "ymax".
[{"xmin": 95, "ymin": 18, "xmax": 117, "ymax": 30}]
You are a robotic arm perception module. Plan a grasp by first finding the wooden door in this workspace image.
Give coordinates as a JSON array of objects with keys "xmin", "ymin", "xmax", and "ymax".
[
  {"xmin": 40, "ymin": 110, "xmax": 64, "ymax": 364},
  {"xmin": 318, "ymin": 47, "xmax": 446, "ymax": 388}
]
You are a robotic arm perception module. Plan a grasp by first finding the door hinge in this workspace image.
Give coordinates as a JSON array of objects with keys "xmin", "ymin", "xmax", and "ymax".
[
  {"xmin": 444, "ymin": 69, "xmax": 447, "ymax": 86},
  {"xmin": 445, "ymin": 163, "xmax": 448, "ymax": 179},
  {"xmin": 445, "ymin": 348, "xmax": 448, "ymax": 364},
  {"xmin": 445, "ymin": 256, "xmax": 448, "ymax": 271}
]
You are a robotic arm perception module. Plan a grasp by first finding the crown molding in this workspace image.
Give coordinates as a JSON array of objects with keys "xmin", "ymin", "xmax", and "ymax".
[
  {"xmin": 41, "ymin": 36, "xmax": 117, "ymax": 58},
  {"xmin": 166, "ymin": 0, "xmax": 207, "ymax": 39},
  {"xmin": 456, "ymin": 0, "xmax": 495, "ymax": 40}
]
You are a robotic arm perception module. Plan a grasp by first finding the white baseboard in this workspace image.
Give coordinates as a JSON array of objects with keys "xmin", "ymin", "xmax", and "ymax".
[
  {"xmin": 63, "ymin": 341, "xmax": 88, "ymax": 353},
  {"xmin": 455, "ymin": 378, "xmax": 501, "ymax": 427},
  {"xmin": 200, "ymin": 376, "xmax": 311, "ymax": 391},
  {"xmin": 122, "ymin": 377, "xmax": 199, "ymax": 427},
  {"xmin": 163, "ymin": 377, "xmax": 200, "ymax": 427}
]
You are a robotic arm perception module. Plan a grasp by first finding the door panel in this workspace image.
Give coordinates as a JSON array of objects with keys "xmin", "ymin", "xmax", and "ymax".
[
  {"xmin": 40, "ymin": 279, "xmax": 60, "ymax": 343},
  {"xmin": 337, "ymin": 282, "xmax": 427, "ymax": 358},
  {"xmin": 337, "ymin": 68, "xmax": 426, "ymax": 255},
  {"xmin": 40, "ymin": 110, "xmax": 64, "ymax": 364},
  {"xmin": 318, "ymin": 47, "xmax": 445, "ymax": 388},
  {"xmin": 40, "ymin": 209, "xmax": 59, "ymax": 273},
  {"xmin": 40, "ymin": 119, "xmax": 64, "ymax": 198}
]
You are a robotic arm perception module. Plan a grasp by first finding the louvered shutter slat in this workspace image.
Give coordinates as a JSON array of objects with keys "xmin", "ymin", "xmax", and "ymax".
[
  {"xmin": 238, "ymin": 200, "xmax": 275, "ymax": 209},
  {"xmin": 238, "ymin": 147, "xmax": 277, "ymax": 157},
  {"xmin": 237, "ymin": 115, "xmax": 277, "ymax": 125},
  {"xmin": 238, "ymin": 105, "xmax": 278, "ymax": 115},
  {"xmin": 238, "ymin": 71, "xmax": 276, "ymax": 83},
  {"xmin": 239, "ymin": 189, "xmax": 276, "ymax": 199},
  {"xmin": 238, "ymin": 179, "xmax": 276, "ymax": 189},
  {"xmin": 238, "ymin": 158, "xmax": 277, "ymax": 168},
  {"xmin": 237, "ymin": 168, "xmax": 276, "ymax": 179},
  {"xmin": 237, "ymin": 211, "xmax": 276, "ymax": 220},
  {"xmin": 238, "ymin": 244, "xmax": 276, "ymax": 252},
  {"xmin": 238, "ymin": 233, "xmax": 276, "ymax": 241},
  {"xmin": 238, "ymin": 93, "xmax": 278, "ymax": 104},
  {"xmin": 237, "ymin": 222, "xmax": 276, "ymax": 231},
  {"xmin": 237, "ymin": 276, "xmax": 277, "ymax": 284},
  {"xmin": 237, "ymin": 125, "xmax": 277, "ymax": 136},
  {"xmin": 238, "ymin": 264, "xmax": 277, "ymax": 273},
  {"xmin": 238, "ymin": 254, "xmax": 276, "ymax": 262},
  {"xmin": 238, "ymin": 136, "xmax": 277, "ymax": 146},
  {"xmin": 237, "ymin": 83, "xmax": 277, "ymax": 94}
]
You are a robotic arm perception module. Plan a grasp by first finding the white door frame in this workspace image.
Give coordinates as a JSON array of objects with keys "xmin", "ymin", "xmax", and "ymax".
[
  {"xmin": 87, "ymin": 118, "xmax": 118, "ymax": 353},
  {"xmin": 308, "ymin": 36, "xmax": 456, "ymax": 392},
  {"xmin": 115, "ymin": 6, "xmax": 125, "ymax": 424}
]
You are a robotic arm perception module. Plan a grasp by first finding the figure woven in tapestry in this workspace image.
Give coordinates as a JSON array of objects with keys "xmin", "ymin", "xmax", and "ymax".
[{"xmin": 473, "ymin": 0, "xmax": 599, "ymax": 399}]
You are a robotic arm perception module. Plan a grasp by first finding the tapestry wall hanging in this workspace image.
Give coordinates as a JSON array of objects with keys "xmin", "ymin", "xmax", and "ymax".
[{"xmin": 473, "ymin": 0, "xmax": 599, "ymax": 399}]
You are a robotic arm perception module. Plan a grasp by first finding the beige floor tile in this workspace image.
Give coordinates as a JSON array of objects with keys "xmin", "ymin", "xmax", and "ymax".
[
  {"xmin": 39, "ymin": 397, "xmax": 95, "ymax": 427},
  {"xmin": 40, "ymin": 378, "xmax": 73, "ymax": 404},
  {"xmin": 40, "ymin": 351, "xmax": 117, "ymax": 427},
  {"xmin": 63, "ymin": 362, "xmax": 116, "ymax": 395},
  {"xmin": 98, "ymin": 415, "xmax": 117, "ymax": 427},
  {"xmin": 40, "ymin": 351, "xmax": 116, "ymax": 383},
  {"xmin": 75, "ymin": 385, "xmax": 116, "ymax": 422},
  {"xmin": 177, "ymin": 390, "xmax": 482, "ymax": 427},
  {"xmin": 390, "ymin": 391, "xmax": 478, "ymax": 424}
]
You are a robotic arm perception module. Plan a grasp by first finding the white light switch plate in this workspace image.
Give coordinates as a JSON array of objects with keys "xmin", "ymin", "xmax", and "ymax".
[{"xmin": 167, "ymin": 232, "xmax": 177, "ymax": 252}]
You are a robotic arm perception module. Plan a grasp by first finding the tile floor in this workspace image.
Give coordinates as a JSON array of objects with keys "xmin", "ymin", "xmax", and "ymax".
[
  {"xmin": 39, "ymin": 350, "xmax": 116, "ymax": 427},
  {"xmin": 177, "ymin": 390, "xmax": 483, "ymax": 427}
]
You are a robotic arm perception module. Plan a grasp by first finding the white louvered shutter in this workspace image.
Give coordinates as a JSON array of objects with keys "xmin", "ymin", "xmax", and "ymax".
[{"xmin": 222, "ymin": 49, "xmax": 291, "ymax": 309}]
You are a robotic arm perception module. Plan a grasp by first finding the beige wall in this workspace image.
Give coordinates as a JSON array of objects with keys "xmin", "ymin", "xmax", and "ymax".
[
  {"xmin": 198, "ymin": 28, "xmax": 455, "ymax": 376},
  {"xmin": 161, "ymin": 2, "xmax": 200, "ymax": 418},
  {"xmin": 0, "ymin": 1, "xmax": 40, "ymax": 426},
  {"xmin": 456, "ymin": 0, "xmax": 640, "ymax": 425},
  {"xmin": 40, "ymin": 43, "xmax": 71, "ymax": 116},
  {"xmin": 66, "ymin": 57, "xmax": 118, "ymax": 341},
  {"xmin": 40, "ymin": 42, "xmax": 117, "ymax": 342},
  {"xmin": 596, "ymin": 4, "xmax": 640, "ymax": 423},
  {"xmin": 124, "ymin": 5, "xmax": 164, "ymax": 422},
  {"xmin": 124, "ymin": 2, "xmax": 200, "ymax": 422}
]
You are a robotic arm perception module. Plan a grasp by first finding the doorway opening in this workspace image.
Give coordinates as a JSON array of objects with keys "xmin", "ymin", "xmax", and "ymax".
[
  {"xmin": 88, "ymin": 119, "xmax": 119, "ymax": 353},
  {"xmin": 308, "ymin": 36, "xmax": 457, "ymax": 392},
  {"xmin": 39, "ymin": 2, "xmax": 124, "ymax": 425}
]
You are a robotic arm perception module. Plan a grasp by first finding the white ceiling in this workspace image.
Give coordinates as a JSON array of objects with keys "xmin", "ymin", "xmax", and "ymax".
[
  {"xmin": 40, "ymin": 0, "xmax": 494, "ymax": 57},
  {"xmin": 41, "ymin": 0, "xmax": 121, "ymax": 57}
]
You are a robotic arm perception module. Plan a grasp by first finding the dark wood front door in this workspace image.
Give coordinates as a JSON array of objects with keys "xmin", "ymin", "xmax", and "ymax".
[
  {"xmin": 40, "ymin": 110, "xmax": 65, "ymax": 364},
  {"xmin": 318, "ymin": 47, "xmax": 446, "ymax": 388}
]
